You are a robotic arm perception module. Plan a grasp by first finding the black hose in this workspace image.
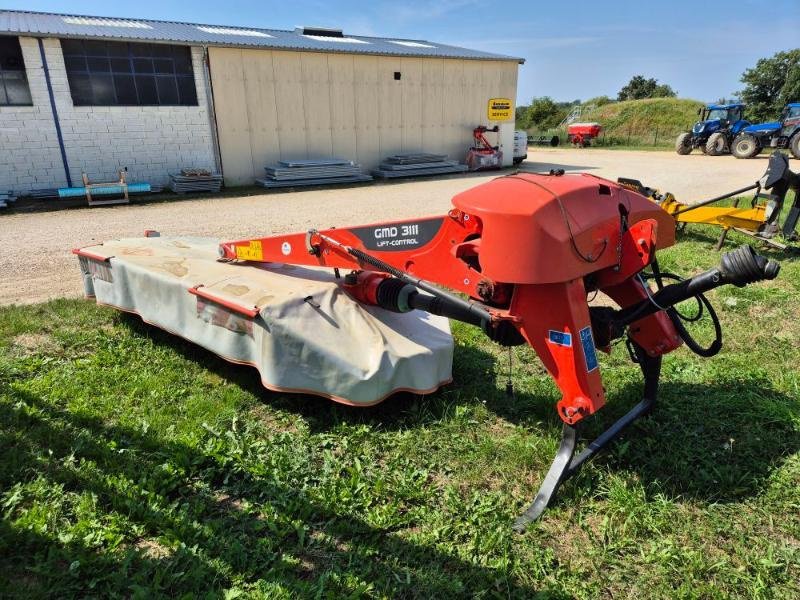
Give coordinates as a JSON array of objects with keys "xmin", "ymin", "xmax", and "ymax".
[
  {"xmin": 615, "ymin": 246, "xmax": 778, "ymax": 358},
  {"xmin": 346, "ymin": 245, "xmax": 492, "ymax": 326},
  {"xmin": 668, "ymin": 297, "xmax": 722, "ymax": 357},
  {"xmin": 644, "ymin": 266, "xmax": 722, "ymax": 357}
]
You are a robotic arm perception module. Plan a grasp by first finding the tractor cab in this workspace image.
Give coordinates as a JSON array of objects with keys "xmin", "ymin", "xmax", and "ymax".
[
  {"xmin": 780, "ymin": 103, "xmax": 800, "ymax": 132},
  {"xmin": 693, "ymin": 103, "xmax": 747, "ymax": 136}
]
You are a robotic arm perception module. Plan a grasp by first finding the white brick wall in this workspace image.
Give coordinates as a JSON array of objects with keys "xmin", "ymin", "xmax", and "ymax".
[
  {"xmin": 0, "ymin": 37, "xmax": 65, "ymax": 190},
  {"xmin": 0, "ymin": 37, "xmax": 217, "ymax": 193}
]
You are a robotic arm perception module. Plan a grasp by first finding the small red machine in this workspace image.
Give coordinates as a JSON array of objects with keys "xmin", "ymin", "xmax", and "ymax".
[
  {"xmin": 568, "ymin": 122, "xmax": 602, "ymax": 147},
  {"xmin": 218, "ymin": 171, "xmax": 778, "ymax": 527},
  {"xmin": 466, "ymin": 125, "xmax": 503, "ymax": 170}
]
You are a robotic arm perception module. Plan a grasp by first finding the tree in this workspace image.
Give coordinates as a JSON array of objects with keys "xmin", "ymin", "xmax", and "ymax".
[
  {"xmin": 738, "ymin": 49, "xmax": 800, "ymax": 122},
  {"xmin": 652, "ymin": 83, "xmax": 677, "ymax": 98},
  {"xmin": 522, "ymin": 97, "xmax": 574, "ymax": 130},
  {"xmin": 584, "ymin": 95, "xmax": 614, "ymax": 107},
  {"xmin": 617, "ymin": 75, "xmax": 677, "ymax": 101},
  {"xmin": 515, "ymin": 105, "xmax": 529, "ymax": 126}
]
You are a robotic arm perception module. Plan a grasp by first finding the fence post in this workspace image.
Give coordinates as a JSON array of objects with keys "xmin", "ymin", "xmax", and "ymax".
[
  {"xmin": 627, "ymin": 126, "xmax": 632, "ymax": 145},
  {"xmin": 654, "ymin": 126, "xmax": 659, "ymax": 147}
]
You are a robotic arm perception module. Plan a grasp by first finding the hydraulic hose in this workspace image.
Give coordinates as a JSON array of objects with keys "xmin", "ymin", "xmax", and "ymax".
[{"xmin": 613, "ymin": 245, "xmax": 779, "ymax": 327}]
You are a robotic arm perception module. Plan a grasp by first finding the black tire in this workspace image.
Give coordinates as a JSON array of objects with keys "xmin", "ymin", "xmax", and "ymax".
[
  {"xmin": 513, "ymin": 157, "xmax": 524, "ymax": 165},
  {"xmin": 700, "ymin": 142, "xmax": 709, "ymax": 154},
  {"xmin": 731, "ymin": 134, "xmax": 760, "ymax": 159},
  {"xmin": 675, "ymin": 132, "xmax": 692, "ymax": 155},
  {"xmin": 705, "ymin": 132, "xmax": 727, "ymax": 156},
  {"xmin": 791, "ymin": 134, "xmax": 800, "ymax": 160}
]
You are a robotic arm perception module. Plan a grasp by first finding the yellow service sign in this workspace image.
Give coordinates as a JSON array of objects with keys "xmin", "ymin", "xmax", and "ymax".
[{"xmin": 487, "ymin": 97, "xmax": 513, "ymax": 121}]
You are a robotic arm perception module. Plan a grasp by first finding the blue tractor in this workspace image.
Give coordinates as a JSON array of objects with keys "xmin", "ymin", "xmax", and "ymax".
[
  {"xmin": 731, "ymin": 103, "xmax": 800, "ymax": 159},
  {"xmin": 675, "ymin": 103, "xmax": 749, "ymax": 156}
]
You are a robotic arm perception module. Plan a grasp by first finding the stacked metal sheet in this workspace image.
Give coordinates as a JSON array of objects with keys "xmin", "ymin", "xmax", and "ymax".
[
  {"xmin": 258, "ymin": 158, "xmax": 372, "ymax": 189},
  {"xmin": 28, "ymin": 188, "xmax": 59, "ymax": 199},
  {"xmin": 169, "ymin": 170, "xmax": 223, "ymax": 194},
  {"xmin": 372, "ymin": 153, "xmax": 468, "ymax": 179},
  {"xmin": 0, "ymin": 191, "xmax": 14, "ymax": 209}
]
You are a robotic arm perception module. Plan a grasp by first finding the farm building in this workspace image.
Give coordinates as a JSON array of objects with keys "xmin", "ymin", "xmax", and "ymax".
[{"xmin": 0, "ymin": 10, "xmax": 523, "ymax": 192}]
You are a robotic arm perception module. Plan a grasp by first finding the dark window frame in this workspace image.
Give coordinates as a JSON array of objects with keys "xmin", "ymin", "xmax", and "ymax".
[
  {"xmin": 0, "ymin": 35, "xmax": 33, "ymax": 106},
  {"xmin": 60, "ymin": 39, "xmax": 198, "ymax": 107}
]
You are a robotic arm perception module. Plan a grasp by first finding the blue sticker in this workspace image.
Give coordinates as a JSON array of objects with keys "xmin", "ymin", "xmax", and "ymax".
[
  {"xmin": 579, "ymin": 326, "xmax": 599, "ymax": 372},
  {"xmin": 548, "ymin": 330, "xmax": 572, "ymax": 347}
]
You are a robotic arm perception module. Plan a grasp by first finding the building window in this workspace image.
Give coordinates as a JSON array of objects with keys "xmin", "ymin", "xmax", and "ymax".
[
  {"xmin": 0, "ymin": 36, "xmax": 33, "ymax": 106},
  {"xmin": 60, "ymin": 39, "xmax": 198, "ymax": 106}
]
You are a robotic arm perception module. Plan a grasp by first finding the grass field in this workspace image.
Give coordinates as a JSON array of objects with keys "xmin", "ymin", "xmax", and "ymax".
[{"xmin": 1, "ymin": 226, "xmax": 798, "ymax": 598}]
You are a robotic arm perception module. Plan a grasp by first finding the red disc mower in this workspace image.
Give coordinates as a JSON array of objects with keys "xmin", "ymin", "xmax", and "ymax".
[{"xmin": 216, "ymin": 170, "xmax": 779, "ymax": 528}]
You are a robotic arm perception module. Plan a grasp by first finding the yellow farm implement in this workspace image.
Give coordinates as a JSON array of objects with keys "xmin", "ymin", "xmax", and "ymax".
[{"xmin": 619, "ymin": 152, "xmax": 799, "ymax": 251}]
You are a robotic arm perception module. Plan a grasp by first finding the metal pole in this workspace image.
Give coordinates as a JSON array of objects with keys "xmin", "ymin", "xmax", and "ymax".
[
  {"xmin": 673, "ymin": 183, "xmax": 760, "ymax": 216},
  {"xmin": 38, "ymin": 39, "xmax": 72, "ymax": 187}
]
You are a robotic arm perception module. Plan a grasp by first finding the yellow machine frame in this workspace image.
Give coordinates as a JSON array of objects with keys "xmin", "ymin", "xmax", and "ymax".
[
  {"xmin": 617, "ymin": 177, "xmax": 786, "ymax": 251},
  {"xmin": 656, "ymin": 192, "xmax": 779, "ymax": 249}
]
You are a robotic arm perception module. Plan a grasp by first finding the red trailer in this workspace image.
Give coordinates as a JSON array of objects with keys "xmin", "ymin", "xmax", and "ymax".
[{"xmin": 568, "ymin": 122, "xmax": 602, "ymax": 147}]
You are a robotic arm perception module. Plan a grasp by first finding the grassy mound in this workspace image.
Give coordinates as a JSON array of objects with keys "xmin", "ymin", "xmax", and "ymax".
[{"xmin": 582, "ymin": 98, "xmax": 704, "ymax": 137}]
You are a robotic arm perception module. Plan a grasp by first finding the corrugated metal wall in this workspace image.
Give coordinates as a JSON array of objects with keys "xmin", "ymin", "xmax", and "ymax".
[{"xmin": 208, "ymin": 47, "xmax": 518, "ymax": 185}]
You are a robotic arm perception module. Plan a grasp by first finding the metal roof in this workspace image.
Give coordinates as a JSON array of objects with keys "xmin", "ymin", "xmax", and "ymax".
[
  {"xmin": 0, "ymin": 9, "xmax": 524, "ymax": 63},
  {"xmin": 706, "ymin": 103, "xmax": 745, "ymax": 110}
]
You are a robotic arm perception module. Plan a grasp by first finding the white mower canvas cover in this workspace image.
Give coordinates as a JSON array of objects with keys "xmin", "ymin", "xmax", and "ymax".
[{"xmin": 76, "ymin": 237, "xmax": 454, "ymax": 405}]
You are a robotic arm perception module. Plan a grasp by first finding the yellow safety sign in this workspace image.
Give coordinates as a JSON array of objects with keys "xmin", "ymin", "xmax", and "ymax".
[
  {"xmin": 235, "ymin": 240, "xmax": 264, "ymax": 261},
  {"xmin": 487, "ymin": 98, "xmax": 513, "ymax": 121}
]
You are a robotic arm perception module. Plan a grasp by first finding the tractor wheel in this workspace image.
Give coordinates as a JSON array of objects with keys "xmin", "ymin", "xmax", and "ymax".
[
  {"xmin": 675, "ymin": 132, "xmax": 692, "ymax": 155},
  {"xmin": 700, "ymin": 142, "xmax": 709, "ymax": 154},
  {"xmin": 705, "ymin": 132, "xmax": 727, "ymax": 156},
  {"xmin": 791, "ymin": 134, "xmax": 800, "ymax": 160},
  {"xmin": 731, "ymin": 134, "xmax": 760, "ymax": 159}
]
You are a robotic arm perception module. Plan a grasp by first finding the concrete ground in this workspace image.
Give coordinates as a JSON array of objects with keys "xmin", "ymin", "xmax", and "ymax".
[{"xmin": 0, "ymin": 147, "xmax": 783, "ymax": 305}]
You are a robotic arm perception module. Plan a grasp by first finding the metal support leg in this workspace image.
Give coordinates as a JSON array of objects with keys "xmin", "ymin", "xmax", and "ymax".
[
  {"xmin": 512, "ymin": 423, "xmax": 578, "ymax": 531},
  {"xmin": 714, "ymin": 228, "xmax": 730, "ymax": 251},
  {"xmin": 513, "ymin": 344, "xmax": 662, "ymax": 531}
]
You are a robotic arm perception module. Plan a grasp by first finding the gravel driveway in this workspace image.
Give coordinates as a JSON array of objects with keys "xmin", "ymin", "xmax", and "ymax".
[{"xmin": 0, "ymin": 148, "xmax": 780, "ymax": 305}]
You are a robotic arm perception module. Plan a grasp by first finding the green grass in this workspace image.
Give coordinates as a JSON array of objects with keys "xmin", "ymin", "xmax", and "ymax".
[
  {"xmin": 1, "ymin": 228, "xmax": 799, "ymax": 598},
  {"xmin": 525, "ymin": 98, "xmax": 706, "ymax": 149},
  {"xmin": 582, "ymin": 98, "xmax": 704, "ymax": 137},
  {"xmin": 544, "ymin": 98, "xmax": 706, "ymax": 148}
]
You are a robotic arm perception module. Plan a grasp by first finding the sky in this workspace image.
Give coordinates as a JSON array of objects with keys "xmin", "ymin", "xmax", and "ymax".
[{"xmin": 4, "ymin": 0, "xmax": 800, "ymax": 105}]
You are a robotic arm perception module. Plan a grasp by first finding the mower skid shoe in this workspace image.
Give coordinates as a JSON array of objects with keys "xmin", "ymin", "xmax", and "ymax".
[{"xmin": 513, "ymin": 345, "xmax": 661, "ymax": 531}]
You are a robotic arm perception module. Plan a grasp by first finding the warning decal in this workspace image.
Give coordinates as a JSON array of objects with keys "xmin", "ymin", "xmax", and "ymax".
[
  {"xmin": 548, "ymin": 330, "xmax": 572, "ymax": 347},
  {"xmin": 579, "ymin": 326, "xmax": 599, "ymax": 372},
  {"xmin": 235, "ymin": 240, "xmax": 264, "ymax": 261}
]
